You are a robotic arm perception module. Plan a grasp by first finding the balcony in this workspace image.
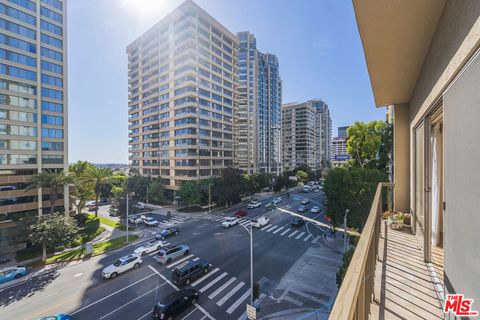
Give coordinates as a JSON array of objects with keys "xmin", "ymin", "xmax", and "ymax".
[{"xmin": 329, "ymin": 183, "xmax": 444, "ymax": 320}]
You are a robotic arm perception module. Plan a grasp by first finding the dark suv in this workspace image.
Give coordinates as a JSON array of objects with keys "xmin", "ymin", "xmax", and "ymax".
[
  {"xmin": 172, "ymin": 260, "xmax": 210, "ymax": 285},
  {"xmin": 152, "ymin": 288, "xmax": 198, "ymax": 320}
]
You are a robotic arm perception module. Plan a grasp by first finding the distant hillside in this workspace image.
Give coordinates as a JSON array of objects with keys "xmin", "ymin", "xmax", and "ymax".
[{"xmin": 94, "ymin": 163, "xmax": 128, "ymax": 170}]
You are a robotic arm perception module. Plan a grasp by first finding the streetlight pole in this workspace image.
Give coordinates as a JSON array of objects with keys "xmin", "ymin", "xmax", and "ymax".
[
  {"xmin": 208, "ymin": 182, "xmax": 211, "ymax": 213},
  {"xmin": 343, "ymin": 208, "xmax": 349, "ymax": 253},
  {"xmin": 239, "ymin": 219, "xmax": 254, "ymax": 306},
  {"xmin": 126, "ymin": 192, "xmax": 129, "ymax": 243}
]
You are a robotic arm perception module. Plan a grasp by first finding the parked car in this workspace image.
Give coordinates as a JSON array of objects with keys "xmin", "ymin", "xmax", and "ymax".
[
  {"xmin": 143, "ymin": 216, "xmax": 159, "ymax": 227},
  {"xmin": 314, "ymin": 187, "xmax": 321, "ymax": 193},
  {"xmin": 156, "ymin": 227, "xmax": 179, "ymax": 240},
  {"xmin": 251, "ymin": 216, "xmax": 269, "ymax": 228},
  {"xmin": 102, "ymin": 254, "xmax": 142, "ymax": 279},
  {"xmin": 134, "ymin": 240, "xmax": 165, "ymax": 256},
  {"xmin": 155, "ymin": 245, "xmax": 190, "ymax": 265},
  {"xmin": 152, "ymin": 288, "xmax": 199, "ymax": 320},
  {"xmin": 272, "ymin": 196, "xmax": 282, "ymax": 204},
  {"xmin": 222, "ymin": 217, "xmax": 239, "ymax": 228},
  {"xmin": 97, "ymin": 199, "xmax": 109, "ymax": 206},
  {"xmin": 301, "ymin": 199, "xmax": 311, "ymax": 205},
  {"xmin": 129, "ymin": 216, "xmax": 143, "ymax": 224},
  {"xmin": 235, "ymin": 210, "xmax": 248, "ymax": 218},
  {"xmin": 0, "ymin": 266, "xmax": 27, "ymax": 283},
  {"xmin": 38, "ymin": 314, "xmax": 72, "ymax": 320},
  {"xmin": 87, "ymin": 203, "xmax": 97, "ymax": 211},
  {"xmin": 291, "ymin": 218, "xmax": 305, "ymax": 227},
  {"xmin": 172, "ymin": 259, "xmax": 210, "ymax": 285},
  {"xmin": 301, "ymin": 187, "xmax": 311, "ymax": 193},
  {"xmin": 247, "ymin": 200, "xmax": 262, "ymax": 209},
  {"xmin": 297, "ymin": 205, "xmax": 309, "ymax": 212},
  {"xmin": 310, "ymin": 206, "xmax": 321, "ymax": 213}
]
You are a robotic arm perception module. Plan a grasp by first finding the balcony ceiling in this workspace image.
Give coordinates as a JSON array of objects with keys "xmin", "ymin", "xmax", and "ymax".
[{"xmin": 353, "ymin": 0, "xmax": 446, "ymax": 107}]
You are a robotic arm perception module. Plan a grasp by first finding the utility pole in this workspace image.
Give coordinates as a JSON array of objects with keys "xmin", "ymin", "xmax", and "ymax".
[
  {"xmin": 250, "ymin": 222, "xmax": 253, "ymax": 306},
  {"xmin": 126, "ymin": 192, "xmax": 129, "ymax": 243},
  {"xmin": 208, "ymin": 182, "xmax": 211, "ymax": 213},
  {"xmin": 343, "ymin": 209, "xmax": 349, "ymax": 253}
]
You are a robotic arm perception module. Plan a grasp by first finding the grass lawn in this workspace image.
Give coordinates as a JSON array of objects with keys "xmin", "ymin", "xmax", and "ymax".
[
  {"xmin": 87, "ymin": 214, "xmax": 134, "ymax": 231},
  {"xmin": 46, "ymin": 234, "xmax": 139, "ymax": 264}
]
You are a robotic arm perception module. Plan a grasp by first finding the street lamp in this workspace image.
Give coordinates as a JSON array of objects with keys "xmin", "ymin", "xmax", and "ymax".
[{"xmin": 238, "ymin": 219, "xmax": 254, "ymax": 306}]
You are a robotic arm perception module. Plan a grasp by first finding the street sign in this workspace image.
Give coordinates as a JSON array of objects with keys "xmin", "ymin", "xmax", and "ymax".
[{"xmin": 246, "ymin": 304, "xmax": 257, "ymax": 320}]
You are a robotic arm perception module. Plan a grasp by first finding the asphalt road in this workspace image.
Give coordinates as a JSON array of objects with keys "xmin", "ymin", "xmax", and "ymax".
[{"xmin": 0, "ymin": 188, "xmax": 341, "ymax": 320}]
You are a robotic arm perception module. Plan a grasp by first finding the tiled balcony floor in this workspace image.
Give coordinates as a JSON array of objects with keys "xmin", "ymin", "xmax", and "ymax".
[{"xmin": 370, "ymin": 222, "xmax": 444, "ymax": 320}]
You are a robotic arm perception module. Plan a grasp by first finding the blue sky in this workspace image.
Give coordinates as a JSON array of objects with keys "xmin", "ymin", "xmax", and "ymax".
[{"xmin": 68, "ymin": 0, "xmax": 385, "ymax": 163}]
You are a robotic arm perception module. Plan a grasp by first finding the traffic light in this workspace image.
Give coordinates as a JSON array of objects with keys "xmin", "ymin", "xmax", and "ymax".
[{"xmin": 253, "ymin": 282, "xmax": 260, "ymax": 300}]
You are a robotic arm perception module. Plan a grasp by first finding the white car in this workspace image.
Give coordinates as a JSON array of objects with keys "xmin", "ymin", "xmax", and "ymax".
[
  {"xmin": 143, "ymin": 216, "xmax": 159, "ymax": 227},
  {"xmin": 251, "ymin": 216, "xmax": 269, "ymax": 228},
  {"xmin": 272, "ymin": 197, "xmax": 282, "ymax": 204},
  {"xmin": 222, "ymin": 217, "xmax": 239, "ymax": 228},
  {"xmin": 247, "ymin": 200, "xmax": 262, "ymax": 209},
  {"xmin": 310, "ymin": 206, "xmax": 321, "ymax": 213},
  {"xmin": 129, "ymin": 216, "xmax": 143, "ymax": 224},
  {"xmin": 134, "ymin": 240, "xmax": 165, "ymax": 256},
  {"xmin": 102, "ymin": 254, "xmax": 142, "ymax": 279}
]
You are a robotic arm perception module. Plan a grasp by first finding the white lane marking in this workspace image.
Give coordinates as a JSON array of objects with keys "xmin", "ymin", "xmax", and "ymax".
[
  {"xmin": 226, "ymin": 290, "xmax": 250, "ymax": 314},
  {"xmin": 191, "ymin": 268, "xmax": 219, "ymax": 286},
  {"xmin": 193, "ymin": 257, "xmax": 200, "ymax": 261},
  {"xmin": 100, "ymin": 282, "xmax": 168, "ymax": 319},
  {"xmin": 296, "ymin": 231, "xmax": 306, "ymax": 239},
  {"xmin": 237, "ymin": 311, "xmax": 247, "ymax": 320},
  {"xmin": 288, "ymin": 230, "xmax": 298, "ymax": 238},
  {"xmin": 179, "ymin": 307, "xmax": 198, "ymax": 320},
  {"xmin": 272, "ymin": 227, "xmax": 284, "ymax": 234},
  {"xmin": 260, "ymin": 225, "xmax": 271, "ymax": 231},
  {"xmin": 216, "ymin": 282, "xmax": 245, "ymax": 306},
  {"xmin": 136, "ymin": 311, "xmax": 151, "ymax": 320},
  {"xmin": 265, "ymin": 225, "xmax": 277, "ymax": 232},
  {"xmin": 208, "ymin": 277, "xmax": 236, "ymax": 299},
  {"xmin": 166, "ymin": 254, "xmax": 194, "ymax": 268},
  {"xmin": 280, "ymin": 228, "xmax": 291, "ymax": 236},
  {"xmin": 73, "ymin": 273, "xmax": 83, "ymax": 278},
  {"xmin": 72, "ymin": 273, "xmax": 156, "ymax": 315},
  {"xmin": 303, "ymin": 234, "xmax": 313, "ymax": 242},
  {"xmin": 30, "ymin": 292, "xmax": 56, "ymax": 304},
  {"xmin": 148, "ymin": 266, "xmax": 216, "ymax": 320},
  {"xmin": 312, "ymin": 235, "xmax": 321, "ymax": 244},
  {"xmin": 199, "ymin": 272, "xmax": 228, "ymax": 293}
]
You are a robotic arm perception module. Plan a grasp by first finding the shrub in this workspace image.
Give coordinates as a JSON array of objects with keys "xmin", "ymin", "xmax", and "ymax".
[
  {"xmin": 85, "ymin": 216, "xmax": 100, "ymax": 235},
  {"xmin": 336, "ymin": 248, "xmax": 355, "ymax": 288}
]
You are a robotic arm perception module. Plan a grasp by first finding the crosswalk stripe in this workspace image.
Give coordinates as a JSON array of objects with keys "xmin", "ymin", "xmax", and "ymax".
[
  {"xmin": 288, "ymin": 230, "xmax": 298, "ymax": 238},
  {"xmin": 208, "ymin": 277, "xmax": 236, "ymax": 300},
  {"xmin": 226, "ymin": 290, "xmax": 251, "ymax": 314},
  {"xmin": 296, "ymin": 231, "xmax": 306, "ymax": 239},
  {"xmin": 192, "ymin": 268, "xmax": 219, "ymax": 286},
  {"xmin": 260, "ymin": 224, "xmax": 271, "ymax": 231},
  {"xmin": 199, "ymin": 272, "xmax": 228, "ymax": 293},
  {"xmin": 166, "ymin": 254, "xmax": 194, "ymax": 269},
  {"xmin": 280, "ymin": 228, "xmax": 290, "ymax": 236},
  {"xmin": 303, "ymin": 234, "xmax": 313, "ymax": 242},
  {"xmin": 193, "ymin": 257, "xmax": 200, "ymax": 261},
  {"xmin": 272, "ymin": 227, "xmax": 284, "ymax": 234},
  {"xmin": 265, "ymin": 225, "xmax": 277, "ymax": 232},
  {"xmin": 217, "ymin": 281, "xmax": 245, "ymax": 306},
  {"xmin": 312, "ymin": 235, "xmax": 321, "ymax": 244},
  {"xmin": 237, "ymin": 311, "xmax": 247, "ymax": 320}
]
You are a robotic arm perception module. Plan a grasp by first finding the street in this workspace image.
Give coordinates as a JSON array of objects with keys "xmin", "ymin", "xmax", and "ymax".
[{"xmin": 0, "ymin": 189, "xmax": 343, "ymax": 320}]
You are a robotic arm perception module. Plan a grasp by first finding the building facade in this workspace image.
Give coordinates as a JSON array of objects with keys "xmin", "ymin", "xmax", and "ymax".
[
  {"xmin": 331, "ymin": 126, "xmax": 350, "ymax": 166},
  {"xmin": 0, "ymin": 0, "xmax": 68, "ymax": 252},
  {"xmin": 282, "ymin": 99, "xmax": 331, "ymax": 171},
  {"xmin": 337, "ymin": 125, "xmax": 349, "ymax": 138},
  {"xmin": 236, "ymin": 31, "xmax": 281, "ymax": 175},
  {"xmin": 127, "ymin": 0, "xmax": 238, "ymax": 191}
]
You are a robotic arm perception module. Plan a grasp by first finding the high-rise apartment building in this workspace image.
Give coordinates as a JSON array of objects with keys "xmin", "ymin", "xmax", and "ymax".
[
  {"xmin": 331, "ymin": 126, "xmax": 350, "ymax": 166},
  {"xmin": 337, "ymin": 125, "xmax": 349, "ymax": 138},
  {"xmin": 282, "ymin": 99, "xmax": 331, "ymax": 171},
  {"xmin": 127, "ymin": 0, "xmax": 238, "ymax": 192},
  {"xmin": 236, "ymin": 31, "xmax": 281, "ymax": 175},
  {"xmin": 0, "ymin": 0, "xmax": 68, "ymax": 252}
]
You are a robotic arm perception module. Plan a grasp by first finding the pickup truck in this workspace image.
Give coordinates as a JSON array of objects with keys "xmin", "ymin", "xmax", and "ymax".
[{"xmin": 251, "ymin": 216, "xmax": 269, "ymax": 228}]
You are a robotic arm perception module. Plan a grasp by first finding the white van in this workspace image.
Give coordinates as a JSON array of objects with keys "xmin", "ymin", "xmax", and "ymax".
[{"xmin": 251, "ymin": 216, "xmax": 269, "ymax": 228}]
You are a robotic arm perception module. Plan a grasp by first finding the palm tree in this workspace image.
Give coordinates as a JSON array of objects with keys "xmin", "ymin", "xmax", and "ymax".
[
  {"xmin": 83, "ymin": 166, "xmax": 113, "ymax": 217},
  {"xmin": 26, "ymin": 170, "xmax": 75, "ymax": 215}
]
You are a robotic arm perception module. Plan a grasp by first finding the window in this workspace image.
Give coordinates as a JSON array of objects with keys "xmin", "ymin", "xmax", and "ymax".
[
  {"xmin": 42, "ymin": 155, "xmax": 63, "ymax": 164},
  {"xmin": 41, "ymin": 127, "xmax": 63, "ymax": 138},
  {"xmin": 0, "ymin": 18, "xmax": 36, "ymax": 40},
  {"xmin": 41, "ymin": 33, "xmax": 62, "ymax": 49},
  {"xmin": 175, "ymin": 128, "xmax": 196, "ymax": 136},
  {"xmin": 41, "ymin": 87, "xmax": 63, "ymax": 100},
  {"xmin": 0, "ymin": 93, "xmax": 36, "ymax": 109},
  {"xmin": 41, "ymin": 47, "xmax": 62, "ymax": 62},
  {"xmin": 41, "ymin": 101, "xmax": 62, "ymax": 113},
  {"xmin": 0, "ymin": 33, "xmax": 36, "ymax": 53},
  {"xmin": 0, "ymin": 79, "xmax": 36, "ymax": 95},
  {"xmin": 41, "ymin": 140, "xmax": 63, "ymax": 151},
  {"xmin": 41, "ymin": 60, "xmax": 63, "ymax": 74},
  {"xmin": 41, "ymin": 19, "xmax": 63, "ymax": 36},
  {"xmin": 40, "ymin": 6, "xmax": 62, "ymax": 23},
  {"xmin": 41, "ymin": 114, "xmax": 62, "ymax": 125},
  {"xmin": 0, "ymin": 48, "xmax": 36, "ymax": 67},
  {"xmin": 41, "ymin": 74, "xmax": 63, "ymax": 87},
  {"xmin": 0, "ymin": 3, "xmax": 35, "ymax": 25},
  {"xmin": 41, "ymin": 0, "xmax": 63, "ymax": 10}
]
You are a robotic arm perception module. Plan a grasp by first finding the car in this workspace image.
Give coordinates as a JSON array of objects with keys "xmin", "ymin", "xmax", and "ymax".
[
  {"xmin": 97, "ymin": 199, "xmax": 109, "ymax": 206},
  {"xmin": 292, "ymin": 218, "xmax": 305, "ymax": 227},
  {"xmin": 102, "ymin": 254, "xmax": 142, "ymax": 279},
  {"xmin": 129, "ymin": 216, "xmax": 143, "ymax": 224},
  {"xmin": 272, "ymin": 196, "xmax": 282, "ymax": 204},
  {"xmin": 143, "ymin": 216, "xmax": 159, "ymax": 227},
  {"xmin": 152, "ymin": 288, "xmax": 199, "ymax": 320},
  {"xmin": 109, "ymin": 207, "xmax": 118, "ymax": 216},
  {"xmin": 298, "ymin": 205, "xmax": 309, "ymax": 212},
  {"xmin": 155, "ymin": 245, "xmax": 190, "ymax": 265},
  {"xmin": 310, "ymin": 206, "xmax": 321, "ymax": 213},
  {"xmin": 172, "ymin": 259, "xmax": 210, "ymax": 285},
  {"xmin": 314, "ymin": 187, "xmax": 321, "ymax": 193},
  {"xmin": 156, "ymin": 227, "xmax": 179, "ymax": 240},
  {"xmin": 38, "ymin": 314, "xmax": 72, "ymax": 320},
  {"xmin": 265, "ymin": 202, "xmax": 275, "ymax": 211},
  {"xmin": 87, "ymin": 203, "xmax": 97, "ymax": 211},
  {"xmin": 0, "ymin": 266, "xmax": 27, "ymax": 283},
  {"xmin": 222, "ymin": 217, "xmax": 239, "ymax": 228},
  {"xmin": 301, "ymin": 187, "xmax": 311, "ymax": 193},
  {"xmin": 251, "ymin": 216, "xmax": 269, "ymax": 228},
  {"xmin": 247, "ymin": 200, "xmax": 262, "ymax": 209},
  {"xmin": 134, "ymin": 240, "xmax": 166, "ymax": 256},
  {"xmin": 301, "ymin": 199, "xmax": 311, "ymax": 205},
  {"xmin": 137, "ymin": 202, "xmax": 145, "ymax": 209},
  {"xmin": 235, "ymin": 210, "xmax": 247, "ymax": 218}
]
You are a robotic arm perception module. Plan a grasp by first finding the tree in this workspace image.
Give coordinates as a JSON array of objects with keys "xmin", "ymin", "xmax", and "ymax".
[
  {"xmin": 346, "ymin": 121, "xmax": 387, "ymax": 169},
  {"xmin": 83, "ymin": 166, "xmax": 113, "ymax": 217},
  {"xmin": 323, "ymin": 167, "xmax": 387, "ymax": 230},
  {"xmin": 212, "ymin": 167, "xmax": 245, "ymax": 207},
  {"xmin": 243, "ymin": 174, "xmax": 260, "ymax": 199},
  {"xmin": 147, "ymin": 179, "xmax": 166, "ymax": 204},
  {"xmin": 69, "ymin": 161, "xmax": 95, "ymax": 214},
  {"xmin": 296, "ymin": 170, "xmax": 308, "ymax": 182},
  {"xmin": 26, "ymin": 170, "xmax": 75, "ymax": 215},
  {"xmin": 178, "ymin": 182, "xmax": 201, "ymax": 207},
  {"xmin": 29, "ymin": 214, "xmax": 79, "ymax": 261}
]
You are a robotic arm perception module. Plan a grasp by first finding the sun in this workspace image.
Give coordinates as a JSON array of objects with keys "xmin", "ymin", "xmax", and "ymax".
[{"xmin": 121, "ymin": 0, "xmax": 171, "ymax": 18}]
